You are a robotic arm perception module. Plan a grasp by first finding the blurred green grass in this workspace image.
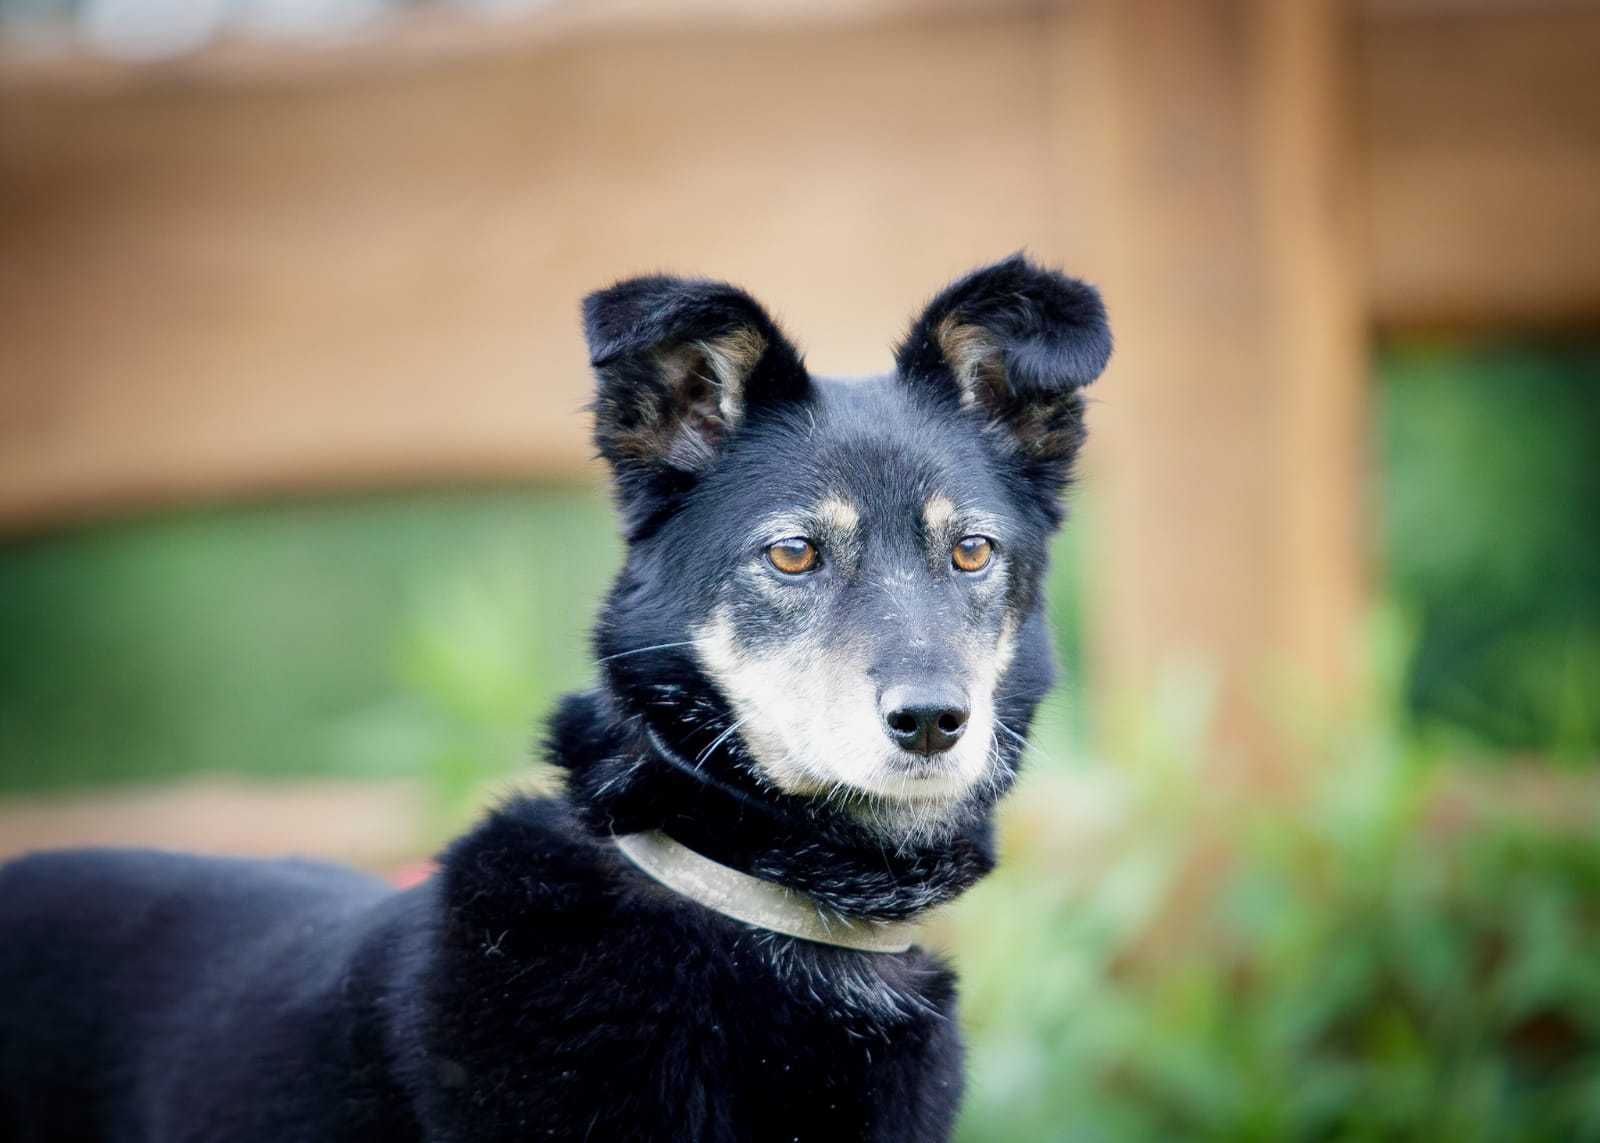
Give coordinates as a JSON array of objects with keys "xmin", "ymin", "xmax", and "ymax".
[{"xmin": 0, "ymin": 486, "xmax": 619, "ymax": 797}]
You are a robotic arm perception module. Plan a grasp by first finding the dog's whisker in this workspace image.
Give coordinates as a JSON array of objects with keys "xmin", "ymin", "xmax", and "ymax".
[
  {"xmin": 694, "ymin": 716, "xmax": 749, "ymax": 768},
  {"xmin": 595, "ymin": 641, "xmax": 697, "ymax": 664},
  {"xmin": 993, "ymin": 719, "xmax": 1030, "ymax": 749}
]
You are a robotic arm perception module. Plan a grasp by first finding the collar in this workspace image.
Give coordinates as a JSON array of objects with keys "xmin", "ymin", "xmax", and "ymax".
[{"xmin": 613, "ymin": 830, "xmax": 917, "ymax": 954}]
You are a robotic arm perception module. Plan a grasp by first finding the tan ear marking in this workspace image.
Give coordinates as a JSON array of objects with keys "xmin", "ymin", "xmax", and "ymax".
[
  {"xmin": 933, "ymin": 315, "xmax": 1085, "ymax": 461},
  {"xmin": 617, "ymin": 326, "xmax": 768, "ymax": 468},
  {"xmin": 934, "ymin": 315, "xmax": 1004, "ymax": 406},
  {"xmin": 698, "ymin": 326, "xmax": 769, "ymax": 427}
]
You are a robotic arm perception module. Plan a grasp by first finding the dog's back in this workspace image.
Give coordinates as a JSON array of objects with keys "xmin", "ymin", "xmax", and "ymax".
[{"xmin": 0, "ymin": 849, "xmax": 415, "ymax": 1143}]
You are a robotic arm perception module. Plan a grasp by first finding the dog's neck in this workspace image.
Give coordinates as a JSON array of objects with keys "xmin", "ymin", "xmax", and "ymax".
[{"xmin": 549, "ymin": 690, "xmax": 996, "ymax": 922}]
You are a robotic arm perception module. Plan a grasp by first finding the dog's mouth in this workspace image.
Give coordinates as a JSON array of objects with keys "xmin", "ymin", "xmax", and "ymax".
[
  {"xmin": 844, "ymin": 746, "xmax": 993, "ymax": 803},
  {"xmin": 878, "ymin": 751, "xmax": 978, "ymax": 790},
  {"xmin": 888, "ymin": 753, "xmax": 957, "ymax": 779}
]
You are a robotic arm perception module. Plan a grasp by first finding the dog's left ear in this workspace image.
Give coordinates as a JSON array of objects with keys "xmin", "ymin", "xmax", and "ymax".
[{"xmin": 895, "ymin": 254, "xmax": 1111, "ymax": 478}]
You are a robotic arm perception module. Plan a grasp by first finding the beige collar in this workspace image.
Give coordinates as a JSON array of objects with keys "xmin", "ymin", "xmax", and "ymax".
[{"xmin": 613, "ymin": 830, "xmax": 916, "ymax": 955}]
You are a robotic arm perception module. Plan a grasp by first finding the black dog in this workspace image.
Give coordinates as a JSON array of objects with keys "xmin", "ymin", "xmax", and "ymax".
[{"xmin": 0, "ymin": 255, "xmax": 1109, "ymax": 1142}]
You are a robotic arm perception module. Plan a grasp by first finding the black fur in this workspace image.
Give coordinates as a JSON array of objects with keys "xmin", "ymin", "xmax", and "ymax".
[{"xmin": 0, "ymin": 256, "xmax": 1109, "ymax": 1142}]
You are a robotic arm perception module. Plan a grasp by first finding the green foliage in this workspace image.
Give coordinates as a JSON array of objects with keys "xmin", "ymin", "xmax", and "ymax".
[
  {"xmin": 949, "ymin": 649, "xmax": 1600, "ymax": 1142},
  {"xmin": 0, "ymin": 487, "xmax": 616, "ymax": 797},
  {"xmin": 1378, "ymin": 342, "xmax": 1600, "ymax": 758}
]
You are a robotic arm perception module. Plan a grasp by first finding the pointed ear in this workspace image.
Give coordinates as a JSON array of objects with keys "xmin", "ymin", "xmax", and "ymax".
[
  {"xmin": 894, "ymin": 254, "xmax": 1111, "ymax": 473},
  {"xmin": 583, "ymin": 275, "xmax": 808, "ymax": 522}
]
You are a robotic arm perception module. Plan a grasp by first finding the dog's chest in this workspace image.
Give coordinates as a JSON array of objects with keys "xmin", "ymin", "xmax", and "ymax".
[
  {"xmin": 742, "ymin": 932, "xmax": 945, "ymax": 1025},
  {"xmin": 423, "ymin": 919, "xmax": 961, "ymax": 1141},
  {"xmin": 422, "ymin": 803, "xmax": 967, "ymax": 1140}
]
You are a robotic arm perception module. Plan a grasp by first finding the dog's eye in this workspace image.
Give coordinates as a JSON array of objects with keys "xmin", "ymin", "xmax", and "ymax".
[
  {"xmin": 951, "ymin": 535, "xmax": 994, "ymax": 573},
  {"xmin": 766, "ymin": 537, "xmax": 820, "ymax": 575}
]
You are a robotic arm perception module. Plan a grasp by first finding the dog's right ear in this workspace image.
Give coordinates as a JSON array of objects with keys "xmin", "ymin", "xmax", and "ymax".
[
  {"xmin": 894, "ymin": 254, "xmax": 1110, "ymax": 491},
  {"xmin": 583, "ymin": 275, "xmax": 809, "ymax": 527}
]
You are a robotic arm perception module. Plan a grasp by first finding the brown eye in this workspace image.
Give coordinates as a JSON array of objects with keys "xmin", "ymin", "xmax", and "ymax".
[
  {"xmin": 766, "ymin": 537, "xmax": 819, "ymax": 575},
  {"xmin": 952, "ymin": 535, "xmax": 993, "ymax": 573}
]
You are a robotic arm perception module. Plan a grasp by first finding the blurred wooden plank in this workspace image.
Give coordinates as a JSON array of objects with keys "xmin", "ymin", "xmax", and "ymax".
[
  {"xmin": 1366, "ymin": 0, "xmax": 1600, "ymax": 15},
  {"xmin": 0, "ymin": 776, "xmax": 429, "ymax": 870},
  {"xmin": 1267, "ymin": 1, "xmax": 1370, "ymax": 707},
  {"xmin": 1071, "ymin": 0, "xmax": 1368, "ymax": 769},
  {"xmin": 0, "ymin": 0, "xmax": 1032, "ymax": 90},
  {"xmin": 0, "ymin": 7, "xmax": 1061, "ymax": 532},
  {"xmin": 1362, "ymin": 5, "xmax": 1600, "ymax": 328}
]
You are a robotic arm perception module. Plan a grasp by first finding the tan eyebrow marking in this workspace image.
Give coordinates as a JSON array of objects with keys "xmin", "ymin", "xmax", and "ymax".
[
  {"xmin": 817, "ymin": 496, "xmax": 861, "ymax": 534},
  {"xmin": 923, "ymin": 495, "xmax": 956, "ymax": 533}
]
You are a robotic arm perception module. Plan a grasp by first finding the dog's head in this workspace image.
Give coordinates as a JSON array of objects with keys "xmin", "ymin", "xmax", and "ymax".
[{"xmin": 585, "ymin": 255, "xmax": 1109, "ymax": 836}]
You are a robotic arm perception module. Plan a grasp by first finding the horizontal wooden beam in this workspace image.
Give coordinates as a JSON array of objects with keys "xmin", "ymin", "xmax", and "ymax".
[
  {"xmin": 0, "ymin": 777, "xmax": 429, "ymax": 870},
  {"xmin": 1362, "ymin": 5, "xmax": 1600, "ymax": 329},
  {"xmin": 0, "ymin": 0, "xmax": 1028, "ymax": 91}
]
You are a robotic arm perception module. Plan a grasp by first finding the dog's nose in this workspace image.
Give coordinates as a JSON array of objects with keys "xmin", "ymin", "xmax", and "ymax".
[{"xmin": 880, "ymin": 687, "xmax": 969, "ymax": 756}]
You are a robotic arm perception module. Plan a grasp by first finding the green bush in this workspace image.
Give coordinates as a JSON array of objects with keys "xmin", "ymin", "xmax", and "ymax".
[
  {"xmin": 0, "ymin": 487, "xmax": 615, "ymax": 795},
  {"xmin": 1379, "ymin": 342, "xmax": 1600, "ymax": 759},
  {"xmin": 949, "ymin": 654, "xmax": 1600, "ymax": 1142}
]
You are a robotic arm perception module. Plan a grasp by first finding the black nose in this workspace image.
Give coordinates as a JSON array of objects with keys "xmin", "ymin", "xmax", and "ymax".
[{"xmin": 880, "ymin": 687, "xmax": 969, "ymax": 756}]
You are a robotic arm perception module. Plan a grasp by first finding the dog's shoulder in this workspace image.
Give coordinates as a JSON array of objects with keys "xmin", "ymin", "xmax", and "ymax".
[
  {"xmin": 435, "ymin": 793, "xmax": 612, "ymax": 918},
  {"xmin": 426, "ymin": 793, "xmax": 641, "ymax": 977}
]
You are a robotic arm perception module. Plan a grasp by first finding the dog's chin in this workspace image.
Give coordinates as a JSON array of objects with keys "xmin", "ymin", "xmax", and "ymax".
[
  {"xmin": 848, "ymin": 755, "xmax": 979, "ymax": 804},
  {"xmin": 760, "ymin": 747, "xmax": 992, "ymax": 839},
  {"xmin": 842, "ymin": 778, "xmax": 980, "ymax": 841}
]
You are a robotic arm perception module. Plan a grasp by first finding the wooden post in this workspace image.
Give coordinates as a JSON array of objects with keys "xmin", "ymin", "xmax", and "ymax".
[{"xmin": 1062, "ymin": 0, "xmax": 1368, "ymax": 770}]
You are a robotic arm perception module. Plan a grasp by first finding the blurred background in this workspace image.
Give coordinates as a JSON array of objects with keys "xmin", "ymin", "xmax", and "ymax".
[{"xmin": 2, "ymin": 1, "xmax": 1598, "ymax": 1138}]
